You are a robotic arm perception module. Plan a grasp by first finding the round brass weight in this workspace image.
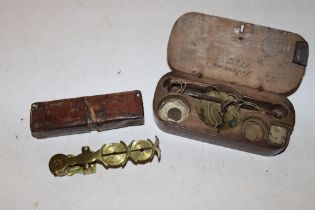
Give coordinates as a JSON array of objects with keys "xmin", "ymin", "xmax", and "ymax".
[{"xmin": 242, "ymin": 118, "xmax": 267, "ymax": 142}]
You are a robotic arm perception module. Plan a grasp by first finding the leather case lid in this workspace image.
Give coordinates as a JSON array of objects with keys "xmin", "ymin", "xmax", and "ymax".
[
  {"xmin": 167, "ymin": 12, "xmax": 309, "ymax": 95},
  {"xmin": 30, "ymin": 90, "xmax": 144, "ymax": 139}
]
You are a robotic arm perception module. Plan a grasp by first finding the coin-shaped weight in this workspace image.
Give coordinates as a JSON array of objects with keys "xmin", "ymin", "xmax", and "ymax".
[
  {"xmin": 242, "ymin": 118, "xmax": 267, "ymax": 142},
  {"xmin": 102, "ymin": 143, "xmax": 128, "ymax": 167},
  {"xmin": 49, "ymin": 154, "xmax": 70, "ymax": 176}
]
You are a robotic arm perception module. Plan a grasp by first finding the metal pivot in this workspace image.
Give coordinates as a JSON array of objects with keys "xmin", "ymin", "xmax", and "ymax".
[{"xmin": 49, "ymin": 136, "xmax": 161, "ymax": 177}]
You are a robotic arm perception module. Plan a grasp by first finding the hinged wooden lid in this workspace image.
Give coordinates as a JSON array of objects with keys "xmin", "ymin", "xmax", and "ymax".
[{"xmin": 168, "ymin": 12, "xmax": 309, "ymax": 95}]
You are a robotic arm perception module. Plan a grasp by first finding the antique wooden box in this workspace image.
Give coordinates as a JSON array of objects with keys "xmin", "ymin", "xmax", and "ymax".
[
  {"xmin": 31, "ymin": 90, "xmax": 144, "ymax": 138},
  {"xmin": 153, "ymin": 12, "xmax": 308, "ymax": 155}
]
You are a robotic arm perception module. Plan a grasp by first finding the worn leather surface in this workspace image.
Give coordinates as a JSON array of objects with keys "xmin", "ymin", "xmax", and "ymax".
[{"xmin": 31, "ymin": 90, "xmax": 144, "ymax": 138}]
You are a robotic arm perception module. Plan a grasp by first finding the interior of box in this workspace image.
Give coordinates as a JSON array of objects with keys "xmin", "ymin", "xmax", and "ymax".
[{"xmin": 154, "ymin": 71, "xmax": 294, "ymax": 148}]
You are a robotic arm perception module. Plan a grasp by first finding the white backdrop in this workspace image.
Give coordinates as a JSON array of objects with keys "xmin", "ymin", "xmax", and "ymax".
[{"xmin": 0, "ymin": 0, "xmax": 314, "ymax": 209}]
